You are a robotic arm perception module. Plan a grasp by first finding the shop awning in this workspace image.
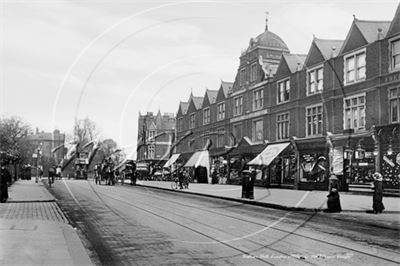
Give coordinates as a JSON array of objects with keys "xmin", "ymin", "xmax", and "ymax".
[
  {"xmin": 248, "ymin": 142, "xmax": 290, "ymax": 166},
  {"xmin": 163, "ymin": 154, "xmax": 181, "ymax": 168},
  {"xmin": 184, "ymin": 150, "xmax": 209, "ymax": 168}
]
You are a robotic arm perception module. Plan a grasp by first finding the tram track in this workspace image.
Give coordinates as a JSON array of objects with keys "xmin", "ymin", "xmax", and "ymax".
[{"xmin": 62, "ymin": 180, "xmax": 400, "ymax": 265}]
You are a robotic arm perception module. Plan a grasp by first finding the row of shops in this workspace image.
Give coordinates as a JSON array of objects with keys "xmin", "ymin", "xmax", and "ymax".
[{"xmin": 165, "ymin": 124, "xmax": 400, "ymax": 191}]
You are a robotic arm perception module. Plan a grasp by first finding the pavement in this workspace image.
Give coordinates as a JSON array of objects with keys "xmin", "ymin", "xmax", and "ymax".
[
  {"xmin": 131, "ymin": 180, "xmax": 400, "ymax": 213},
  {"xmin": 0, "ymin": 179, "xmax": 93, "ymax": 266}
]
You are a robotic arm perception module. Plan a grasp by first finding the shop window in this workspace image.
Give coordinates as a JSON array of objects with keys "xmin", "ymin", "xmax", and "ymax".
[
  {"xmin": 300, "ymin": 153, "xmax": 328, "ymax": 182},
  {"xmin": 389, "ymin": 88, "xmax": 400, "ymax": 123},
  {"xmin": 343, "ymin": 93, "xmax": 366, "ymax": 131}
]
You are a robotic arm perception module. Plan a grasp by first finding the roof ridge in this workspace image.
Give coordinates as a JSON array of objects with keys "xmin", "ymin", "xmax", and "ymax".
[
  {"xmin": 315, "ymin": 38, "xmax": 344, "ymax": 42},
  {"xmin": 355, "ymin": 19, "xmax": 391, "ymax": 23}
]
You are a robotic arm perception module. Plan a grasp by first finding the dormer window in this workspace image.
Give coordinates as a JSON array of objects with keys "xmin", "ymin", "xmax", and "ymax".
[
  {"xmin": 277, "ymin": 78, "xmax": 290, "ymax": 104},
  {"xmin": 344, "ymin": 49, "xmax": 366, "ymax": 85},
  {"xmin": 307, "ymin": 65, "xmax": 323, "ymax": 95},
  {"xmin": 390, "ymin": 38, "xmax": 400, "ymax": 71}
]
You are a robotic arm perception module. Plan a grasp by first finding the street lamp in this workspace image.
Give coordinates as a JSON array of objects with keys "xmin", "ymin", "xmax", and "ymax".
[
  {"xmin": 343, "ymin": 146, "xmax": 353, "ymax": 160},
  {"xmin": 387, "ymin": 137, "xmax": 393, "ymax": 156},
  {"xmin": 354, "ymin": 141, "xmax": 365, "ymax": 160}
]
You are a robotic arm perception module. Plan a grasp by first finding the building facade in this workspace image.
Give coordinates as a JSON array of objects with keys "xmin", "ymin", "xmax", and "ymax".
[
  {"xmin": 173, "ymin": 9, "xmax": 400, "ymax": 191},
  {"xmin": 137, "ymin": 111, "xmax": 175, "ymax": 165}
]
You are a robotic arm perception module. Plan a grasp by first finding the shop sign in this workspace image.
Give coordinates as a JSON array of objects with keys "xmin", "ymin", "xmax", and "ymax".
[
  {"xmin": 384, "ymin": 72, "xmax": 400, "ymax": 84},
  {"xmin": 383, "ymin": 155, "xmax": 395, "ymax": 167},
  {"xmin": 332, "ymin": 147, "xmax": 343, "ymax": 175},
  {"xmin": 365, "ymin": 152, "xmax": 374, "ymax": 158},
  {"xmin": 397, "ymin": 153, "xmax": 400, "ymax": 166}
]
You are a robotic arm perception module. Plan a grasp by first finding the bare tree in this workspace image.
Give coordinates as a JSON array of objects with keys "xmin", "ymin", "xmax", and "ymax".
[{"xmin": 73, "ymin": 117, "xmax": 99, "ymax": 145}]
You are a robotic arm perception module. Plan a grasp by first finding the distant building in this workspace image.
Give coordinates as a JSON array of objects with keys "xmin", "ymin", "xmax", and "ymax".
[
  {"xmin": 136, "ymin": 111, "xmax": 175, "ymax": 165},
  {"xmin": 25, "ymin": 129, "xmax": 66, "ymax": 170}
]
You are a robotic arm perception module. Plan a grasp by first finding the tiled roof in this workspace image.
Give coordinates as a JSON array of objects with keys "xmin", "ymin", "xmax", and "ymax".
[
  {"xmin": 205, "ymin": 89, "xmax": 218, "ymax": 104},
  {"xmin": 283, "ymin": 54, "xmax": 307, "ymax": 73},
  {"xmin": 387, "ymin": 4, "xmax": 400, "ymax": 38},
  {"xmin": 192, "ymin": 96, "xmax": 204, "ymax": 109},
  {"xmin": 220, "ymin": 81, "xmax": 233, "ymax": 97},
  {"xmin": 179, "ymin": 102, "xmax": 189, "ymax": 115},
  {"xmin": 314, "ymin": 38, "xmax": 344, "ymax": 60},
  {"xmin": 355, "ymin": 19, "xmax": 391, "ymax": 43}
]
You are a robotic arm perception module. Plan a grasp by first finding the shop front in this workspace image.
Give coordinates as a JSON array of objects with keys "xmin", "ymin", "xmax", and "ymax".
[
  {"xmin": 376, "ymin": 124, "xmax": 400, "ymax": 192},
  {"xmin": 297, "ymin": 137, "xmax": 329, "ymax": 191},
  {"xmin": 333, "ymin": 132, "xmax": 377, "ymax": 192},
  {"xmin": 248, "ymin": 141, "xmax": 297, "ymax": 189}
]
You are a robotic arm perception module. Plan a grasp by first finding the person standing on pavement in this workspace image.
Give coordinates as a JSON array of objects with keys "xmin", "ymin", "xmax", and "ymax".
[
  {"xmin": 325, "ymin": 181, "xmax": 341, "ymax": 213},
  {"xmin": 372, "ymin": 172, "xmax": 385, "ymax": 214},
  {"xmin": 0, "ymin": 159, "xmax": 10, "ymax": 203}
]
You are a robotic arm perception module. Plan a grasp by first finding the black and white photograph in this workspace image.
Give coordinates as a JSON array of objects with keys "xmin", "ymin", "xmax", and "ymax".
[{"xmin": 0, "ymin": 0, "xmax": 399, "ymax": 265}]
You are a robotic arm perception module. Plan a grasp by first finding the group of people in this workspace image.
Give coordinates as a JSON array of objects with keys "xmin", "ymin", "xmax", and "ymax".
[
  {"xmin": 94, "ymin": 159, "xmax": 138, "ymax": 186},
  {"xmin": 48, "ymin": 165, "xmax": 62, "ymax": 185},
  {"xmin": 326, "ymin": 172, "xmax": 385, "ymax": 214}
]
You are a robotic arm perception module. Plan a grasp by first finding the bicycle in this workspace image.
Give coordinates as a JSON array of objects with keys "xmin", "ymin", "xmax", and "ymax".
[{"xmin": 171, "ymin": 176, "xmax": 180, "ymax": 190}]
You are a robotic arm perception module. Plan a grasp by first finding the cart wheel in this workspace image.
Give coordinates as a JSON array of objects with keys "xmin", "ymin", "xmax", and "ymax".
[{"xmin": 171, "ymin": 181, "xmax": 178, "ymax": 190}]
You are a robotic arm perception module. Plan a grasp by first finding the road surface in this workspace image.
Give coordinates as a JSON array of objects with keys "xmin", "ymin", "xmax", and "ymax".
[{"xmin": 48, "ymin": 179, "xmax": 400, "ymax": 266}]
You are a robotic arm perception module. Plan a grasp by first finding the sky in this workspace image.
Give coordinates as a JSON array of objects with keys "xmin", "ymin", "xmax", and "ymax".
[{"xmin": 1, "ymin": 0, "xmax": 399, "ymax": 158}]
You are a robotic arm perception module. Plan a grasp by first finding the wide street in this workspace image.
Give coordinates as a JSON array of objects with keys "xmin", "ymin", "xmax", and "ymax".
[{"xmin": 47, "ymin": 179, "xmax": 399, "ymax": 266}]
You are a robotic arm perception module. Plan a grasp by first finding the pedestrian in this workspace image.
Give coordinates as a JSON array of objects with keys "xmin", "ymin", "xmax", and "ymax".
[
  {"xmin": 0, "ymin": 160, "xmax": 10, "ymax": 203},
  {"xmin": 56, "ymin": 165, "xmax": 62, "ymax": 179},
  {"xmin": 372, "ymin": 172, "xmax": 385, "ymax": 214},
  {"xmin": 325, "ymin": 175, "xmax": 341, "ymax": 213}
]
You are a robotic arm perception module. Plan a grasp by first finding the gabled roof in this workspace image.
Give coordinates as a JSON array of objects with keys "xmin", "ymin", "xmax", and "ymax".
[
  {"xmin": 387, "ymin": 3, "xmax": 400, "ymax": 38},
  {"xmin": 314, "ymin": 38, "xmax": 344, "ymax": 60},
  {"xmin": 192, "ymin": 96, "xmax": 204, "ymax": 110},
  {"xmin": 178, "ymin": 102, "xmax": 189, "ymax": 115},
  {"xmin": 282, "ymin": 54, "xmax": 307, "ymax": 73},
  {"xmin": 205, "ymin": 89, "xmax": 218, "ymax": 105},
  {"xmin": 340, "ymin": 18, "xmax": 391, "ymax": 54},
  {"xmin": 220, "ymin": 81, "xmax": 233, "ymax": 98}
]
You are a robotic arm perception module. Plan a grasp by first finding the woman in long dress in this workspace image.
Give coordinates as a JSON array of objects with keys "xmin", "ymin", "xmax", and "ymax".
[{"xmin": 372, "ymin": 172, "xmax": 385, "ymax": 214}]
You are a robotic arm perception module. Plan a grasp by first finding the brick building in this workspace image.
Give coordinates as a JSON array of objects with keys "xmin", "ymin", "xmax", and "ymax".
[
  {"xmin": 173, "ymin": 9, "xmax": 400, "ymax": 191},
  {"xmin": 137, "ymin": 111, "xmax": 175, "ymax": 165},
  {"xmin": 25, "ymin": 129, "xmax": 66, "ymax": 173}
]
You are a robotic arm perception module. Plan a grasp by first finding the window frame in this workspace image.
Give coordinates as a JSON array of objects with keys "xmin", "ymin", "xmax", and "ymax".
[
  {"xmin": 217, "ymin": 128, "xmax": 225, "ymax": 147},
  {"xmin": 203, "ymin": 107, "xmax": 210, "ymax": 125},
  {"xmin": 253, "ymin": 88, "xmax": 264, "ymax": 111},
  {"xmin": 343, "ymin": 93, "xmax": 366, "ymax": 131},
  {"xmin": 305, "ymin": 103, "xmax": 323, "ymax": 137},
  {"xmin": 277, "ymin": 78, "xmax": 290, "ymax": 104},
  {"xmin": 217, "ymin": 102, "xmax": 225, "ymax": 121},
  {"xmin": 233, "ymin": 96, "xmax": 243, "ymax": 116},
  {"xmin": 250, "ymin": 63, "xmax": 258, "ymax": 82},
  {"xmin": 390, "ymin": 37, "xmax": 400, "ymax": 72},
  {"xmin": 189, "ymin": 113, "xmax": 196, "ymax": 129},
  {"xmin": 389, "ymin": 87, "xmax": 400, "ymax": 123},
  {"xmin": 276, "ymin": 112, "xmax": 290, "ymax": 140},
  {"xmin": 252, "ymin": 119, "xmax": 264, "ymax": 143},
  {"xmin": 239, "ymin": 68, "xmax": 246, "ymax": 86},
  {"xmin": 306, "ymin": 65, "xmax": 324, "ymax": 96},
  {"xmin": 343, "ymin": 48, "xmax": 366, "ymax": 85}
]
